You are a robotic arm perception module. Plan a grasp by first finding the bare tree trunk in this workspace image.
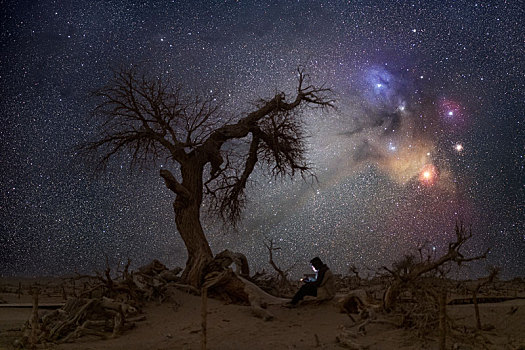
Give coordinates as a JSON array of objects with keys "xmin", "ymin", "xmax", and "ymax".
[
  {"xmin": 175, "ymin": 204, "xmax": 213, "ymax": 287},
  {"xmin": 264, "ymin": 239, "xmax": 293, "ymax": 293},
  {"xmin": 173, "ymin": 161, "xmax": 213, "ymax": 288},
  {"xmin": 472, "ymin": 267, "xmax": 498, "ymax": 330}
]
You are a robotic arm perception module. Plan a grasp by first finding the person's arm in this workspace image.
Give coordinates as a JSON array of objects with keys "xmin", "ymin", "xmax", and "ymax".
[{"xmin": 309, "ymin": 267, "xmax": 326, "ymax": 288}]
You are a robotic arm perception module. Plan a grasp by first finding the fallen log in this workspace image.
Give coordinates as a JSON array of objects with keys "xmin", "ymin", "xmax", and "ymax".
[{"xmin": 205, "ymin": 250, "xmax": 287, "ymax": 302}]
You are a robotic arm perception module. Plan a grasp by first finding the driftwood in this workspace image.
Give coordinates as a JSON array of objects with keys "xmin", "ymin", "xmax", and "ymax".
[
  {"xmin": 338, "ymin": 290, "xmax": 377, "ymax": 312},
  {"xmin": 204, "ymin": 269, "xmax": 285, "ymax": 321},
  {"xmin": 17, "ymin": 259, "xmax": 184, "ymax": 347},
  {"xmin": 204, "ymin": 250, "xmax": 288, "ymax": 320},
  {"xmin": 337, "ymin": 289, "xmax": 380, "ymax": 324},
  {"xmin": 199, "ymin": 250, "xmax": 285, "ymax": 349},
  {"xmin": 204, "ymin": 249, "xmax": 250, "ymax": 277},
  {"xmin": 17, "ymin": 251, "xmax": 284, "ymax": 347},
  {"xmin": 18, "ymin": 296, "xmax": 139, "ymax": 346}
]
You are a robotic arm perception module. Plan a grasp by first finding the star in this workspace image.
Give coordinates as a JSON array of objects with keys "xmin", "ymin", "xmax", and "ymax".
[
  {"xmin": 418, "ymin": 164, "xmax": 438, "ymax": 186},
  {"xmin": 0, "ymin": 0, "xmax": 522, "ymax": 279}
]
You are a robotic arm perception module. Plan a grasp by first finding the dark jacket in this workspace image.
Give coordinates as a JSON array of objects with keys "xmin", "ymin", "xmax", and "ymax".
[
  {"xmin": 309, "ymin": 264, "xmax": 329, "ymax": 288},
  {"xmin": 308, "ymin": 264, "xmax": 336, "ymax": 300}
]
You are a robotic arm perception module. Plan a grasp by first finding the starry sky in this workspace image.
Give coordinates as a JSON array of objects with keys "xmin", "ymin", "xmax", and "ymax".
[{"xmin": 1, "ymin": 0, "xmax": 524, "ymax": 278}]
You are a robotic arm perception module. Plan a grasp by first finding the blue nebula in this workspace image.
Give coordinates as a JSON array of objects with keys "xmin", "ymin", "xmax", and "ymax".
[{"xmin": 364, "ymin": 67, "xmax": 404, "ymax": 110}]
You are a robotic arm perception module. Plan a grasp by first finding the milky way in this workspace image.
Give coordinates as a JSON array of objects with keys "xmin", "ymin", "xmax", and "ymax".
[{"xmin": 1, "ymin": 1, "xmax": 523, "ymax": 278}]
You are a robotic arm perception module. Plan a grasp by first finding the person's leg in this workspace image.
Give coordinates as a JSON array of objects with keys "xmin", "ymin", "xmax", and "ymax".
[{"xmin": 291, "ymin": 284, "xmax": 317, "ymax": 304}]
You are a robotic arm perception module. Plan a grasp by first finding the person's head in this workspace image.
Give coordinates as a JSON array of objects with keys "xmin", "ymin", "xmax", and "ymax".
[{"xmin": 310, "ymin": 257, "xmax": 323, "ymax": 271}]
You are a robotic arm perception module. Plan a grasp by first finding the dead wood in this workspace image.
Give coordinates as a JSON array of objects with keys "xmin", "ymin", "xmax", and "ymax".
[
  {"xmin": 19, "ymin": 296, "xmax": 138, "ymax": 345},
  {"xmin": 337, "ymin": 289, "xmax": 382, "ymax": 328},
  {"xmin": 17, "ymin": 259, "xmax": 184, "ymax": 347},
  {"xmin": 169, "ymin": 283, "xmax": 200, "ymax": 295},
  {"xmin": 382, "ymin": 223, "xmax": 488, "ymax": 312},
  {"xmin": 263, "ymin": 238, "xmax": 295, "ymax": 296},
  {"xmin": 204, "ymin": 249, "xmax": 250, "ymax": 277},
  {"xmin": 202, "ymin": 250, "xmax": 288, "ymax": 321},
  {"xmin": 374, "ymin": 222, "xmax": 490, "ymax": 350},
  {"xmin": 138, "ymin": 259, "xmax": 168, "ymax": 275},
  {"xmin": 470, "ymin": 267, "xmax": 499, "ymax": 330}
]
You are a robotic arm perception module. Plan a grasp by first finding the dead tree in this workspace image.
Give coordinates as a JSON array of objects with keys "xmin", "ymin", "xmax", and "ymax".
[
  {"xmin": 472, "ymin": 267, "xmax": 499, "ymax": 330},
  {"xmin": 263, "ymin": 238, "xmax": 295, "ymax": 294},
  {"xmin": 346, "ymin": 264, "xmax": 362, "ymax": 290},
  {"xmin": 18, "ymin": 259, "xmax": 186, "ymax": 347},
  {"xmin": 382, "ymin": 223, "xmax": 489, "ymax": 311},
  {"xmin": 348, "ymin": 264, "xmax": 360, "ymax": 280},
  {"xmin": 83, "ymin": 67, "xmax": 333, "ymax": 288}
]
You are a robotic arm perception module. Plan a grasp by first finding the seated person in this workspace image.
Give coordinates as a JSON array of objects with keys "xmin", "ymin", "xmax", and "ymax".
[{"xmin": 286, "ymin": 257, "xmax": 335, "ymax": 306}]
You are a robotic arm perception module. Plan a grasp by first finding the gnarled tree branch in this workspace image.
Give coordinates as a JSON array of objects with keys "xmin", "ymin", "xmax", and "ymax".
[
  {"xmin": 201, "ymin": 69, "xmax": 333, "ymax": 224},
  {"xmin": 159, "ymin": 169, "xmax": 190, "ymax": 199},
  {"xmin": 383, "ymin": 222, "xmax": 489, "ymax": 311},
  {"xmin": 82, "ymin": 66, "xmax": 334, "ymax": 287}
]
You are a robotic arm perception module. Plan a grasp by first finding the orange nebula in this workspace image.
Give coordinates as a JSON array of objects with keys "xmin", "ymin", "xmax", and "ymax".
[{"xmin": 418, "ymin": 164, "xmax": 438, "ymax": 186}]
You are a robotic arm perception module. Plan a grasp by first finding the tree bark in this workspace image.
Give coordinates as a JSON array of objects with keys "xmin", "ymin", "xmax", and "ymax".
[
  {"xmin": 171, "ymin": 158, "xmax": 213, "ymax": 287},
  {"xmin": 383, "ymin": 280, "xmax": 403, "ymax": 312}
]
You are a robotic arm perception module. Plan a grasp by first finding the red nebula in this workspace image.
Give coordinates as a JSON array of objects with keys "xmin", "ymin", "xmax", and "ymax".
[{"xmin": 438, "ymin": 98, "xmax": 466, "ymax": 126}]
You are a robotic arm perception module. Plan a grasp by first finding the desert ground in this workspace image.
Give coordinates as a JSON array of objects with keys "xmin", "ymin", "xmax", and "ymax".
[{"xmin": 1, "ymin": 273, "xmax": 524, "ymax": 350}]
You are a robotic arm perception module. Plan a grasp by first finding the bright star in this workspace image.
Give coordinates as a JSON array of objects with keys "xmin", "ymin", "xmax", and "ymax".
[
  {"xmin": 418, "ymin": 164, "xmax": 438, "ymax": 186},
  {"xmin": 388, "ymin": 142, "xmax": 397, "ymax": 151}
]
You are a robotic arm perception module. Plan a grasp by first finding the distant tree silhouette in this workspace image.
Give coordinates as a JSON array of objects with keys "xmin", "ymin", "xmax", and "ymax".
[{"xmin": 83, "ymin": 67, "xmax": 333, "ymax": 287}]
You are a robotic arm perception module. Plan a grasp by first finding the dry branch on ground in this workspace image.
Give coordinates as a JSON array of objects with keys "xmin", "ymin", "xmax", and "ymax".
[{"xmin": 16, "ymin": 259, "xmax": 184, "ymax": 347}]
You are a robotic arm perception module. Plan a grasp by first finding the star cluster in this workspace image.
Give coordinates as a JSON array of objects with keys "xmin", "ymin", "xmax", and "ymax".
[{"xmin": 1, "ymin": 1, "xmax": 523, "ymax": 278}]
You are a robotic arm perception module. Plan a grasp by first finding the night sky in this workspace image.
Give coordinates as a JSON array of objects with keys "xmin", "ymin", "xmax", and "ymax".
[{"xmin": 1, "ymin": 1, "xmax": 524, "ymax": 278}]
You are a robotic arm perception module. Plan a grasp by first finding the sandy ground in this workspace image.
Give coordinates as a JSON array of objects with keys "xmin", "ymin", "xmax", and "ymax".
[{"xmin": 1, "ymin": 278, "xmax": 524, "ymax": 350}]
